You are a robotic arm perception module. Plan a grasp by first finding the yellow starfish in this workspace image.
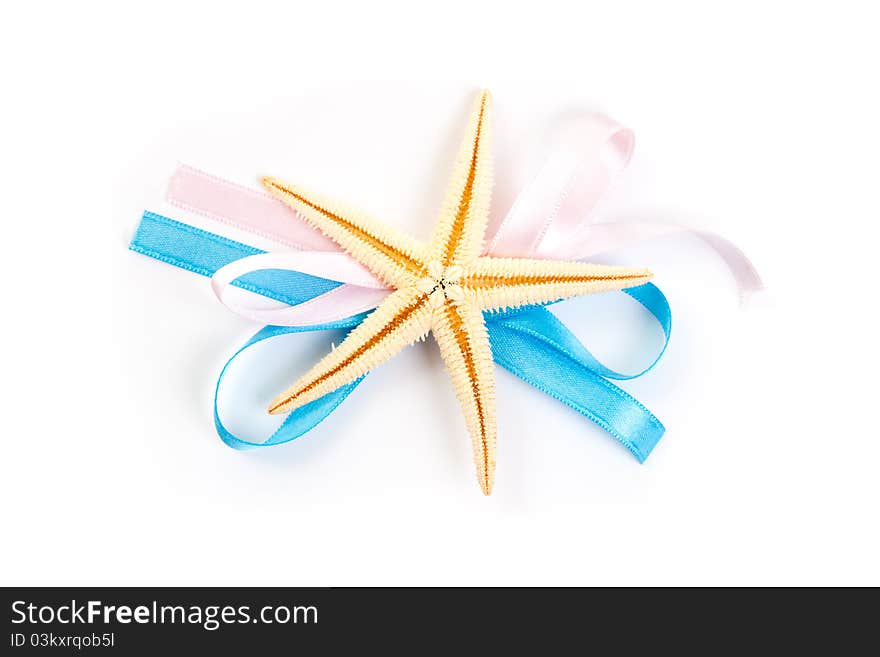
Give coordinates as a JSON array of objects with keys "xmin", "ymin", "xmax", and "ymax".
[{"xmin": 262, "ymin": 90, "xmax": 652, "ymax": 495}]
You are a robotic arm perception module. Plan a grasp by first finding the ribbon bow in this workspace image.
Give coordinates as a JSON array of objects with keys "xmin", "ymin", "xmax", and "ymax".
[{"xmin": 130, "ymin": 112, "xmax": 760, "ymax": 463}]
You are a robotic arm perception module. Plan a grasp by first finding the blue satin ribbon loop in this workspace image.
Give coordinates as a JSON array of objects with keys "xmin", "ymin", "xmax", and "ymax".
[
  {"xmin": 487, "ymin": 305, "xmax": 665, "ymax": 462},
  {"xmin": 213, "ymin": 321, "xmax": 366, "ymax": 449},
  {"xmin": 131, "ymin": 211, "xmax": 670, "ymax": 460}
]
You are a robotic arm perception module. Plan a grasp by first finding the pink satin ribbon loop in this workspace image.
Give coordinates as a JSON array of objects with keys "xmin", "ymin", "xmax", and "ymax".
[
  {"xmin": 485, "ymin": 112, "xmax": 762, "ymax": 298},
  {"xmin": 486, "ymin": 113, "xmax": 634, "ymax": 258}
]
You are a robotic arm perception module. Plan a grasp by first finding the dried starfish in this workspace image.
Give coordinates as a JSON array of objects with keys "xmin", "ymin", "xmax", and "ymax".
[{"xmin": 262, "ymin": 90, "xmax": 652, "ymax": 495}]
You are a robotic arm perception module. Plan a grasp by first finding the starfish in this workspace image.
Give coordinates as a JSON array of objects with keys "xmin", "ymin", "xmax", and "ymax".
[{"xmin": 261, "ymin": 90, "xmax": 652, "ymax": 495}]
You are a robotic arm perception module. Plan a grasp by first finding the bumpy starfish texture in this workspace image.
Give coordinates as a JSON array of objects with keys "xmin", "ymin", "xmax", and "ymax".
[{"xmin": 262, "ymin": 91, "xmax": 652, "ymax": 495}]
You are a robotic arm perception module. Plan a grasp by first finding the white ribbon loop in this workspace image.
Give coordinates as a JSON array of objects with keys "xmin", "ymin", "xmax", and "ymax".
[{"xmin": 212, "ymin": 252, "xmax": 389, "ymax": 326}]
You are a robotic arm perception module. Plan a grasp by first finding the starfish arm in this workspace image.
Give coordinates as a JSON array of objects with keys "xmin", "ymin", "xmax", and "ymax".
[
  {"xmin": 433, "ymin": 299, "xmax": 498, "ymax": 495},
  {"xmin": 268, "ymin": 288, "xmax": 433, "ymax": 415},
  {"xmin": 262, "ymin": 177, "xmax": 428, "ymax": 287},
  {"xmin": 427, "ymin": 90, "xmax": 494, "ymax": 268},
  {"xmin": 463, "ymin": 256, "xmax": 653, "ymax": 312}
]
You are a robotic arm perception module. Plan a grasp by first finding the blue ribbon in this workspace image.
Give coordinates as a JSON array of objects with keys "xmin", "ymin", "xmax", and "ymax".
[{"xmin": 130, "ymin": 211, "xmax": 670, "ymax": 461}]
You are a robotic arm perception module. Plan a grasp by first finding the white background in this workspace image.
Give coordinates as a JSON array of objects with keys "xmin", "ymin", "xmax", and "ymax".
[{"xmin": 2, "ymin": 1, "xmax": 878, "ymax": 586}]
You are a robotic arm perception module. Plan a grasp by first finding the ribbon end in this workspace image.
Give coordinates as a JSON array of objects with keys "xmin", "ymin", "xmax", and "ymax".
[
  {"xmin": 630, "ymin": 425, "xmax": 664, "ymax": 463},
  {"xmin": 738, "ymin": 284, "xmax": 767, "ymax": 309}
]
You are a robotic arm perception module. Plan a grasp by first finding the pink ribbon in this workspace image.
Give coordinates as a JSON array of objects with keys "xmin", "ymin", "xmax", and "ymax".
[
  {"xmin": 487, "ymin": 113, "xmax": 635, "ymax": 258},
  {"xmin": 167, "ymin": 113, "xmax": 762, "ymax": 325},
  {"xmin": 486, "ymin": 113, "xmax": 763, "ymax": 298},
  {"xmin": 168, "ymin": 164, "xmax": 340, "ymax": 252}
]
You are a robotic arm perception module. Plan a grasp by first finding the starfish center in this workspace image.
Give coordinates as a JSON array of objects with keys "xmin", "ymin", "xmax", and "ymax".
[{"xmin": 417, "ymin": 260, "xmax": 466, "ymax": 308}]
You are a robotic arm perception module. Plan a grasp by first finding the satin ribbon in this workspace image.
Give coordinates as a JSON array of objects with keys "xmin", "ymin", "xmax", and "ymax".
[
  {"xmin": 211, "ymin": 252, "xmax": 388, "ymax": 325},
  {"xmin": 133, "ymin": 111, "xmax": 759, "ymax": 461},
  {"xmin": 168, "ymin": 164, "xmax": 339, "ymax": 252},
  {"xmin": 130, "ymin": 211, "xmax": 670, "ymax": 461},
  {"xmin": 168, "ymin": 114, "xmax": 761, "ymax": 327}
]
